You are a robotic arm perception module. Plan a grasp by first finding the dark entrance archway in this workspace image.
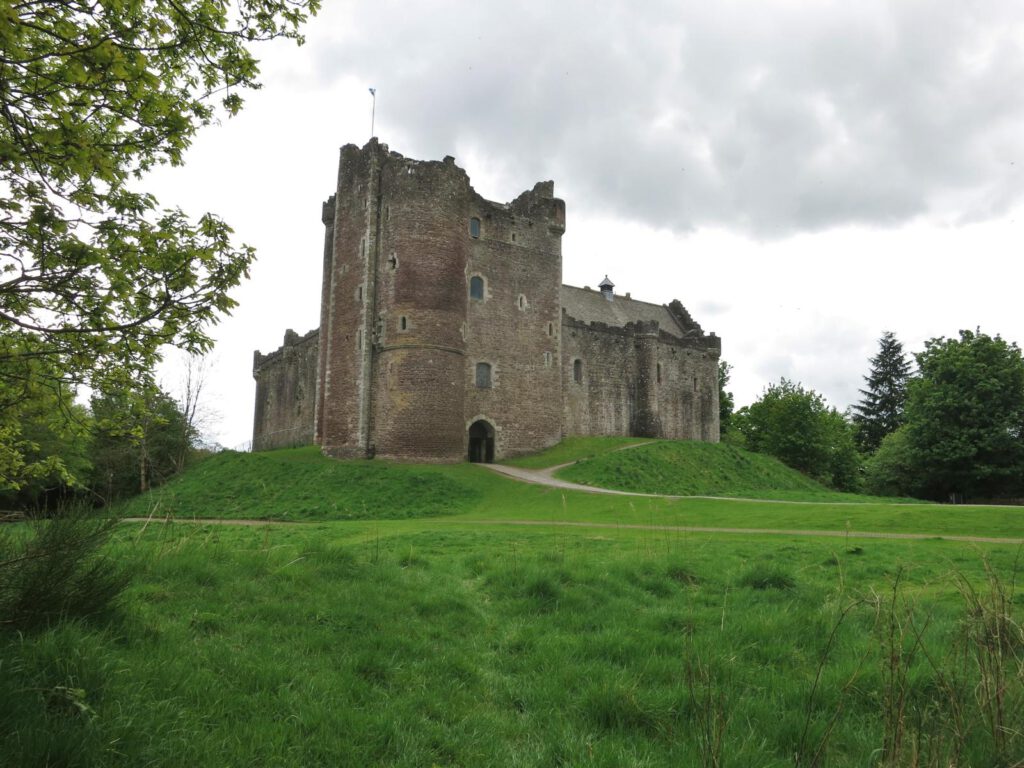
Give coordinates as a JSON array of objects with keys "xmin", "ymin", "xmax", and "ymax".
[{"xmin": 468, "ymin": 420, "xmax": 495, "ymax": 463}]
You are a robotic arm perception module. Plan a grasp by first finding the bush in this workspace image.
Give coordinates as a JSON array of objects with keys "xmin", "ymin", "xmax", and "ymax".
[
  {"xmin": 0, "ymin": 507, "xmax": 128, "ymax": 632},
  {"xmin": 863, "ymin": 426, "xmax": 921, "ymax": 498}
]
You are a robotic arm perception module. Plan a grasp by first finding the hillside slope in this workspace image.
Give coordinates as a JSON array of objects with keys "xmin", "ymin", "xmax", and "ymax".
[
  {"xmin": 118, "ymin": 446, "xmax": 483, "ymax": 520},
  {"xmin": 556, "ymin": 440, "xmax": 891, "ymax": 502}
]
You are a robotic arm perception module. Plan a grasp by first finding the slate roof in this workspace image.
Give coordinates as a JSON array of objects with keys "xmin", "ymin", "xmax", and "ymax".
[{"xmin": 560, "ymin": 284, "xmax": 686, "ymax": 339}]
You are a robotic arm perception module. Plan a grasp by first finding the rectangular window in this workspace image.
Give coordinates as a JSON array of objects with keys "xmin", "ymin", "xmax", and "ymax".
[
  {"xmin": 469, "ymin": 275, "xmax": 484, "ymax": 300},
  {"xmin": 476, "ymin": 362, "xmax": 492, "ymax": 388}
]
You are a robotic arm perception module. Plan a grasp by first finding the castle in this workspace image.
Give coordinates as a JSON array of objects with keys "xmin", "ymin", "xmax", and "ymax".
[{"xmin": 252, "ymin": 139, "xmax": 721, "ymax": 462}]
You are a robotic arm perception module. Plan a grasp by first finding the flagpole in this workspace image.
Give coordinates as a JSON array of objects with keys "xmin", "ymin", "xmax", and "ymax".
[{"xmin": 369, "ymin": 87, "xmax": 376, "ymax": 138}]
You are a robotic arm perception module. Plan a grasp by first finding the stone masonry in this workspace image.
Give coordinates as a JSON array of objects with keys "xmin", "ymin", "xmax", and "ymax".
[{"xmin": 252, "ymin": 139, "xmax": 721, "ymax": 460}]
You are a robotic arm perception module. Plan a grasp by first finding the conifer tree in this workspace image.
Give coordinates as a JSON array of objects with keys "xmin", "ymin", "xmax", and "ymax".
[{"xmin": 852, "ymin": 332, "xmax": 912, "ymax": 452}]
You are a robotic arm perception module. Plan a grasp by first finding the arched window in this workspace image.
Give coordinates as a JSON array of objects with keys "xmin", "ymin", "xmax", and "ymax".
[
  {"xmin": 469, "ymin": 275, "xmax": 484, "ymax": 300},
  {"xmin": 399, "ymin": 316, "xmax": 408, "ymax": 331},
  {"xmin": 476, "ymin": 362, "xmax": 492, "ymax": 389},
  {"xmin": 573, "ymin": 359, "xmax": 583, "ymax": 384},
  {"xmin": 469, "ymin": 217, "xmax": 481, "ymax": 238}
]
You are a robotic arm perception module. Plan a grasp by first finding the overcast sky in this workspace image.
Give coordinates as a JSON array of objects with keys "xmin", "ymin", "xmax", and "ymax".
[{"xmin": 146, "ymin": 0, "xmax": 1024, "ymax": 449}]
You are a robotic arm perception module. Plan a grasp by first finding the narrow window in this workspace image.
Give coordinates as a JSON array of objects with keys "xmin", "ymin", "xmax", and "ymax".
[
  {"xmin": 547, "ymin": 322, "xmax": 554, "ymax": 337},
  {"xmin": 511, "ymin": 232, "xmax": 516, "ymax": 243},
  {"xmin": 543, "ymin": 351, "xmax": 552, "ymax": 367},
  {"xmin": 573, "ymin": 359, "xmax": 583, "ymax": 384},
  {"xmin": 518, "ymin": 294, "xmax": 526, "ymax": 310},
  {"xmin": 385, "ymin": 205, "xmax": 390, "ymax": 220},
  {"xmin": 388, "ymin": 253, "xmax": 398, "ymax": 270},
  {"xmin": 469, "ymin": 275, "xmax": 484, "ymax": 300},
  {"xmin": 693, "ymin": 376, "xmax": 698, "ymax": 392},
  {"xmin": 469, "ymin": 217, "xmax": 481, "ymax": 238},
  {"xmin": 657, "ymin": 363, "xmax": 662, "ymax": 384},
  {"xmin": 399, "ymin": 316, "xmax": 408, "ymax": 331},
  {"xmin": 357, "ymin": 285, "xmax": 363, "ymax": 301},
  {"xmin": 476, "ymin": 362, "xmax": 492, "ymax": 389}
]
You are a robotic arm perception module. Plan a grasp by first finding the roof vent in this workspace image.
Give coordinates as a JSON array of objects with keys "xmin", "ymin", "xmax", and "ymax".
[{"xmin": 598, "ymin": 275, "xmax": 615, "ymax": 302}]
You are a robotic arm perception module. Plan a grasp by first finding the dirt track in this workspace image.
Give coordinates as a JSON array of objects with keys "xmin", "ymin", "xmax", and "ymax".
[{"xmin": 484, "ymin": 462, "xmax": 940, "ymax": 505}]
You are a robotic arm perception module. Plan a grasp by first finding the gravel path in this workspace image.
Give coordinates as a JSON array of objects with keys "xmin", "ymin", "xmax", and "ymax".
[{"xmin": 484, "ymin": 463, "xmax": 932, "ymax": 506}]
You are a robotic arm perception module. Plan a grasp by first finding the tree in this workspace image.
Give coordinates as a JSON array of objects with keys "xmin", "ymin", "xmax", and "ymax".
[
  {"xmin": 718, "ymin": 360, "xmax": 735, "ymax": 437},
  {"xmin": 89, "ymin": 377, "xmax": 194, "ymax": 502},
  {"xmin": 862, "ymin": 426, "xmax": 920, "ymax": 498},
  {"xmin": 905, "ymin": 329, "xmax": 1024, "ymax": 501},
  {"xmin": 0, "ymin": 0, "xmax": 320, "ymax": 488},
  {"xmin": 851, "ymin": 332, "xmax": 912, "ymax": 452},
  {"xmin": 0, "ymin": 363, "xmax": 92, "ymax": 506},
  {"xmin": 734, "ymin": 378, "xmax": 861, "ymax": 490}
]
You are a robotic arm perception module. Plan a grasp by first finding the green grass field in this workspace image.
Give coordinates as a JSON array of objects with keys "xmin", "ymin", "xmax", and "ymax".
[
  {"xmin": 553, "ymin": 439, "xmax": 916, "ymax": 502},
  {"xmin": 502, "ymin": 436, "xmax": 654, "ymax": 469},
  {"xmin": 3, "ymin": 440, "xmax": 1023, "ymax": 767}
]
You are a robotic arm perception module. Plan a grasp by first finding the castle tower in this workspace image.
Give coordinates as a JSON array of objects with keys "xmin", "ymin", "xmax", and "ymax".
[
  {"xmin": 314, "ymin": 140, "xmax": 567, "ymax": 461},
  {"xmin": 632, "ymin": 320, "xmax": 662, "ymax": 437},
  {"xmin": 316, "ymin": 140, "xmax": 472, "ymax": 460}
]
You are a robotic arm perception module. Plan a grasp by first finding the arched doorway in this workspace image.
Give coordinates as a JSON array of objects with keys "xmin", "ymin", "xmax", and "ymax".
[{"xmin": 468, "ymin": 420, "xmax": 495, "ymax": 463}]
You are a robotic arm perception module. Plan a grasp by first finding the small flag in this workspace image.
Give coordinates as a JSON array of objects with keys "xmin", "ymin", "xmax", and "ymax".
[{"xmin": 369, "ymin": 87, "xmax": 376, "ymax": 96}]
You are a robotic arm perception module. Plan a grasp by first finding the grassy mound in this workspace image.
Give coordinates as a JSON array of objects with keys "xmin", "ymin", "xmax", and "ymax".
[
  {"xmin": 503, "ymin": 436, "xmax": 654, "ymax": 469},
  {"xmin": 118, "ymin": 446, "xmax": 482, "ymax": 521},
  {"xmin": 556, "ymin": 440, "xmax": 884, "ymax": 501}
]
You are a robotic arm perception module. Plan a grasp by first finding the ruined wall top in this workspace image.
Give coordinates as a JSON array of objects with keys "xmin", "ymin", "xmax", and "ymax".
[{"xmin": 253, "ymin": 327, "xmax": 319, "ymax": 376}]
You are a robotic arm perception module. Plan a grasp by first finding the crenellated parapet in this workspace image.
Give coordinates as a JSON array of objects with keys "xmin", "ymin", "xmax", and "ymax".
[{"xmin": 253, "ymin": 328, "xmax": 320, "ymax": 375}]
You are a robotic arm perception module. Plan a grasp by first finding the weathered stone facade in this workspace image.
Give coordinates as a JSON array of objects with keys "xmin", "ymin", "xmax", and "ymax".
[
  {"xmin": 253, "ymin": 140, "xmax": 721, "ymax": 461},
  {"xmin": 252, "ymin": 328, "xmax": 319, "ymax": 450}
]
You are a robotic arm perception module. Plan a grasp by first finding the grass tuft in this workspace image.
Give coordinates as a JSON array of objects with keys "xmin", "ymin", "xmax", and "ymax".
[{"xmin": 738, "ymin": 566, "xmax": 797, "ymax": 590}]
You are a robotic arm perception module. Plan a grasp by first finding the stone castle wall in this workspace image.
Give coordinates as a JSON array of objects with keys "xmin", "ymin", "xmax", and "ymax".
[
  {"xmin": 368, "ymin": 152, "xmax": 471, "ymax": 461},
  {"xmin": 252, "ymin": 328, "xmax": 319, "ymax": 450},
  {"xmin": 561, "ymin": 301, "xmax": 721, "ymax": 441},
  {"xmin": 463, "ymin": 181, "xmax": 565, "ymax": 459},
  {"xmin": 253, "ymin": 140, "xmax": 721, "ymax": 460}
]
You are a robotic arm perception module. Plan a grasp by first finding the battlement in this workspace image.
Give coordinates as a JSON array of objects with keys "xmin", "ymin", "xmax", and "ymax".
[{"xmin": 253, "ymin": 327, "xmax": 319, "ymax": 375}]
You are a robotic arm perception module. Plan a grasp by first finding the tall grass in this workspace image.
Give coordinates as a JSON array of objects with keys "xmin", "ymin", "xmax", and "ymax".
[
  {"xmin": 3, "ymin": 522, "xmax": 1021, "ymax": 767},
  {"xmin": 0, "ymin": 506, "xmax": 128, "ymax": 631}
]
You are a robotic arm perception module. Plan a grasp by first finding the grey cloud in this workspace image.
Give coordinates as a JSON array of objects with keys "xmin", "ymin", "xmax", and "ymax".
[{"xmin": 306, "ymin": 1, "xmax": 1024, "ymax": 236}]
